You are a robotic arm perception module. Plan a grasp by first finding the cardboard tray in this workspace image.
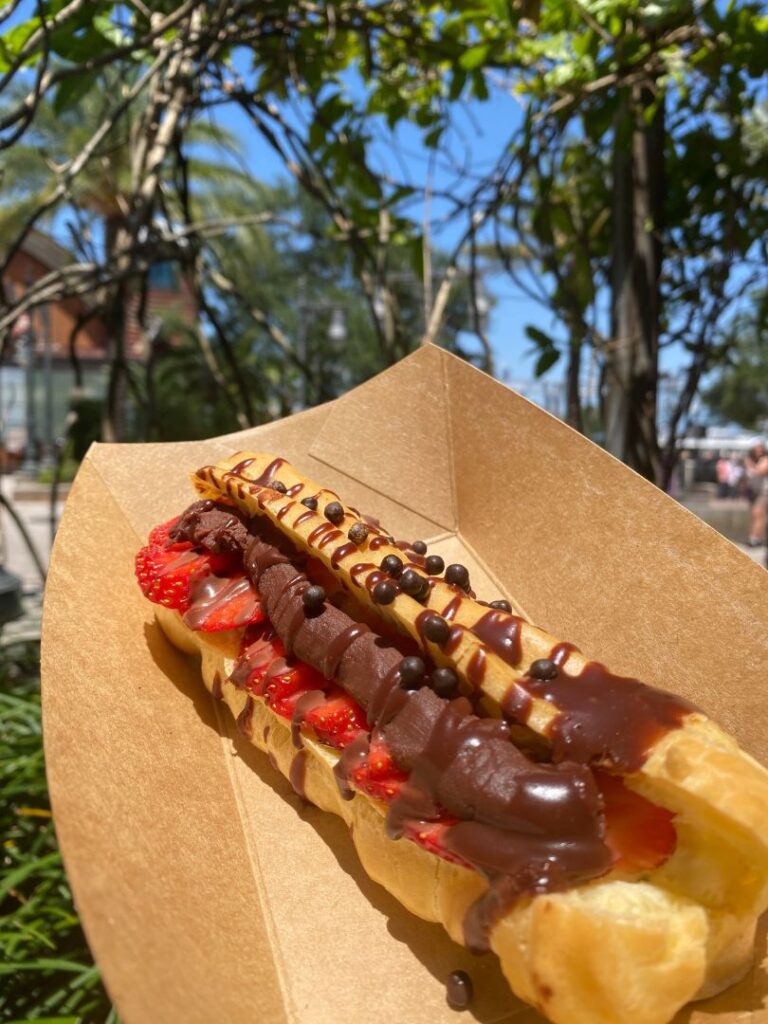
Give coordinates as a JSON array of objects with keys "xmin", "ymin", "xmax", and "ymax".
[{"xmin": 42, "ymin": 345, "xmax": 768, "ymax": 1022}]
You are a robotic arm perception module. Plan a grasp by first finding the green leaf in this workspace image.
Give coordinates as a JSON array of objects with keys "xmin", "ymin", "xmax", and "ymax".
[
  {"xmin": 448, "ymin": 67, "xmax": 467, "ymax": 101},
  {"xmin": 308, "ymin": 117, "xmax": 326, "ymax": 153},
  {"xmin": 525, "ymin": 325, "xmax": 556, "ymax": 350},
  {"xmin": 459, "ymin": 43, "xmax": 491, "ymax": 70},
  {"xmin": 535, "ymin": 348, "xmax": 561, "ymax": 376},
  {"xmin": 407, "ymin": 234, "xmax": 424, "ymax": 280},
  {"xmin": 0, "ymin": 17, "xmax": 41, "ymax": 71},
  {"xmin": 93, "ymin": 13, "xmax": 129, "ymax": 47},
  {"xmin": 424, "ymin": 124, "xmax": 443, "ymax": 148},
  {"xmin": 53, "ymin": 71, "xmax": 97, "ymax": 116},
  {"xmin": 471, "ymin": 69, "xmax": 489, "ymax": 101}
]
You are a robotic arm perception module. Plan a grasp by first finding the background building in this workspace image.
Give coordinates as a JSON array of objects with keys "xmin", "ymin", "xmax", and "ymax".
[{"xmin": 1, "ymin": 231, "xmax": 196, "ymax": 469}]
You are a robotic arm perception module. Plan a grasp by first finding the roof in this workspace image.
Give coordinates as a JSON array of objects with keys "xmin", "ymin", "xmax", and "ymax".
[{"xmin": 21, "ymin": 229, "xmax": 75, "ymax": 271}]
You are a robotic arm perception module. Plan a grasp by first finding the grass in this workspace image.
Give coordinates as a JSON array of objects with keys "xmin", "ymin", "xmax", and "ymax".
[{"xmin": 0, "ymin": 637, "xmax": 117, "ymax": 1024}]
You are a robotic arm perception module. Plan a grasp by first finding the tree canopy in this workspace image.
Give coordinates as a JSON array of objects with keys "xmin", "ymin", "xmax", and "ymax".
[{"xmin": 0, "ymin": 0, "xmax": 765, "ymax": 483}]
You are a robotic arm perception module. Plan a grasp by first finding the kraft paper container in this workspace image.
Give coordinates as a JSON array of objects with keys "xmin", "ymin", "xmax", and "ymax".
[{"xmin": 42, "ymin": 344, "xmax": 768, "ymax": 1023}]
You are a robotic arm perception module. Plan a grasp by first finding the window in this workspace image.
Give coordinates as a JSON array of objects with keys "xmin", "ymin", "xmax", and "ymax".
[{"xmin": 148, "ymin": 262, "xmax": 180, "ymax": 291}]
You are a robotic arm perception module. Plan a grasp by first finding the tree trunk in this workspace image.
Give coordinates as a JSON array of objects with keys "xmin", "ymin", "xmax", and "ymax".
[
  {"xmin": 565, "ymin": 336, "xmax": 583, "ymax": 431},
  {"xmin": 101, "ymin": 214, "xmax": 130, "ymax": 443},
  {"xmin": 604, "ymin": 86, "xmax": 665, "ymax": 483}
]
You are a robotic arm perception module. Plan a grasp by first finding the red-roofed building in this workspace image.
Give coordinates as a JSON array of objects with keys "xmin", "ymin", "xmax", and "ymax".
[{"xmin": 1, "ymin": 230, "xmax": 196, "ymax": 466}]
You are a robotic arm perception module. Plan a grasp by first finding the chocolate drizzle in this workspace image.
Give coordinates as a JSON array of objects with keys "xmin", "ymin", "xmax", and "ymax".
[
  {"xmin": 442, "ymin": 593, "xmax": 464, "ymax": 621},
  {"xmin": 386, "ymin": 697, "xmax": 610, "ymax": 952},
  {"xmin": 231, "ymin": 456, "xmax": 255, "ymax": 476},
  {"xmin": 331, "ymin": 541, "xmax": 358, "ymax": 567},
  {"xmin": 333, "ymin": 732, "xmax": 370, "ymax": 799},
  {"xmin": 323, "ymin": 623, "xmax": 371, "ymax": 678},
  {"xmin": 230, "ymin": 626, "xmax": 280, "ymax": 690},
  {"xmin": 183, "ymin": 573, "xmax": 260, "ymax": 631},
  {"xmin": 550, "ymin": 641, "xmax": 578, "ymax": 667},
  {"xmin": 308, "ymin": 522, "xmax": 337, "ymax": 546},
  {"xmin": 292, "ymin": 689, "xmax": 326, "ymax": 748},
  {"xmin": 472, "ymin": 610, "xmax": 523, "ymax": 669},
  {"xmin": 289, "ymin": 749, "xmax": 308, "ymax": 798},
  {"xmin": 523, "ymin": 661, "xmax": 696, "ymax": 771},
  {"xmin": 236, "ymin": 696, "xmax": 255, "ymax": 737},
  {"xmin": 250, "ymin": 457, "xmax": 287, "ymax": 485}
]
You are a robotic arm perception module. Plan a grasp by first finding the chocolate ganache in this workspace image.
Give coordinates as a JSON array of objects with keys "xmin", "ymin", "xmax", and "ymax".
[{"xmin": 173, "ymin": 501, "xmax": 614, "ymax": 949}]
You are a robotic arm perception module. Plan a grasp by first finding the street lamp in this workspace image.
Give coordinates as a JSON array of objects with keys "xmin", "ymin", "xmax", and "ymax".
[
  {"xmin": 299, "ymin": 299, "xmax": 348, "ymax": 408},
  {"xmin": 474, "ymin": 281, "xmax": 491, "ymax": 333},
  {"xmin": 372, "ymin": 286, "xmax": 387, "ymax": 325},
  {"xmin": 327, "ymin": 307, "xmax": 347, "ymax": 344},
  {"xmin": 13, "ymin": 313, "xmax": 39, "ymax": 476}
]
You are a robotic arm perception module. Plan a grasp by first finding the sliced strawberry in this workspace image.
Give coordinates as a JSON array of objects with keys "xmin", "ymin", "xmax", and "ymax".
[
  {"xmin": 188, "ymin": 573, "xmax": 266, "ymax": 632},
  {"xmin": 148, "ymin": 516, "xmax": 189, "ymax": 551},
  {"xmin": 350, "ymin": 731, "xmax": 408, "ymax": 801},
  {"xmin": 303, "ymin": 687, "xmax": 368, "ymax": 748},
  {"xmin": 233, "ymin": 623, "xmax": 286, "ymax": 694},
  {"xmin": 135, "ymin": 529, "xmax": 240, "ymax": 611},
  {"xmin": 596, "ymin": 770, "xmax": 676, "ymax": 872},
  {"xmin": 262, "ymin": 661, "xmax": 328, "ymax": 717},
  {"xmin": 402, "ymin": 819, "xmax": 472, "ymax": 868}
]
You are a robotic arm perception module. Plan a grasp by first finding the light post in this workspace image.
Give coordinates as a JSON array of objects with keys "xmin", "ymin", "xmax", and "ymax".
[
  {"xmin": 473, "ymin": 280, "xmax": 491, "ymax": 335},
  {"xmin": 13, "ymin": 313, "xmax": 39, "ymax": 476},
  {"xmin": 299, "ymin": 299, "xmax": 348, "ymax": 408},
  {"xmin": 40, "ymin": 303, "xmax": 54, "ymax": 470}
]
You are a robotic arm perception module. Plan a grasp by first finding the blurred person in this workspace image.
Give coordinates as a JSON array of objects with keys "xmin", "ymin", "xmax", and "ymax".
[
  {"xmin": 745, "ymin": 442, "xmax": 768, "ymax": 546},
  {"xmin": 727, "ymin": 454, "xmax": 745, "ymax": 498},
  {"xmin": 716, "ymin": 453, "xmax": 731, "ymax": 498}
]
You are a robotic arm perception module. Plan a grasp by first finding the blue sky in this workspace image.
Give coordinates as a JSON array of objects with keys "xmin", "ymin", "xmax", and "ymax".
[
  {"xmin": 210, "ymin": 63, "xmax": 702, "ymax": 412},
  {"xmin": 211, "ymin": 75, "xmax": 568, "ymax": 389}
]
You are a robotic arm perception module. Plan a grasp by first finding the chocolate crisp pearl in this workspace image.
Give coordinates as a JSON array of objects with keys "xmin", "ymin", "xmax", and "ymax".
[
  {"xmin": 301, "ymin": 496, "xmax": 318, "ymax": 510},
  {"xmin": 411, "ymin": 540, "xmax": 428, "ymax": 554},
  {"xmin": 380, "ymin": 553, "xmax": 404, "ymax": 578},
  {"xmin": 348, "ymin": 522, "xmax": 369, "ymax": 545},
  {"xmin": 489, "ymin": 599, "xmax": 512, "ymax": 613},
  {"xmin": 372, "ymin": 579, "xmax": 398, "ymax": 605},
  {"xmin": 423, "ymin": 613, "xmax": 450, "ymax": 645},
  {"xmin": 271, "ymin": 480, "xmax": 287, "ymax": 494},
  {"xmin": 399, "ymin": 656, "xmax": 426, "ymax": 689},
  {"xmin": 446, "ymin": 970, "xmax": 473, "ymax": 1011},
  {"xmin": 445, "ymin": 563, "xmax": 470, "ymax": 589},
  {"xmin": 529, "ymin": 658, "xmax": 558, "ymax": 680},
  {"xmin": 302, "ymin": 585, "xmax": 326, "ymax": 611},
  {"xmin": 400, "ymin": 569, "xmax": 427, "ymax": 597},
  {"xmin": 431, "ymin": 667, "xmax": 459, "ymax": 698},
  {"xmin": 324, "ymin": 501, "xmax": 345, "ymax": 524},
  {"xmin": 425, "ymin": 554, "xmax": 445, "ymax": 576}
]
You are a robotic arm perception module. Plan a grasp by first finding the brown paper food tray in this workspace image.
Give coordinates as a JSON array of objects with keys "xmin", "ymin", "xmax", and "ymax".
[{"xmin": 42, "ymin": 345, "xmax": 768, "ymax": 1023}]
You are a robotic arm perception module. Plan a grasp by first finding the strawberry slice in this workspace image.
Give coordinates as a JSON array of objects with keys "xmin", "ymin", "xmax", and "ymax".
[
  {"xmin": 185, "ymin": 572, "xmax": 266, "ymax": 632},
  {"xmin": 596, "ymin": 770, "xmax": 676, "ymax": 872},
  {"xmin": 303, "ymin": 687, "xmax": 368, "ymax": 748},
  {"xmin": 136, "ymin": 524, "xmax": 240, "ymax": 611},
  {"xmin": 402, "ymin": 819, "xmax": 472, "ymax": 868},
  {"xmin": 148, "ymin": 516, "xmax": 190, "ymax": 551},
  {"xmin": 235, "ymin": 623, "xmax": 286, "ymax": 693},
  {"xmin": 262, "ymin": 661, "xmax": 328, "ymax": 717},
  {"xmin": 351, "ymin": 731, "xmax": 408, "ymax": 801}
]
